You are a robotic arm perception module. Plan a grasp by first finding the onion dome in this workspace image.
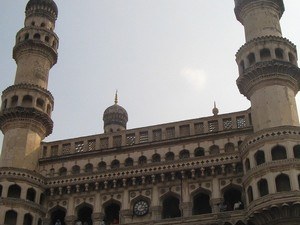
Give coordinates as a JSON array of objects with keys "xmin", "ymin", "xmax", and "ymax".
[
  {"xmin": 103, "ymin": 92, "xmax": 128, "ymax": 133},
  {"xmin": 26, "ymin": 0, "xmax": 58, "ymax": 20},
  {"xmin": 212, "ymin": 101, "xmax": 219, "ymax": 116}
]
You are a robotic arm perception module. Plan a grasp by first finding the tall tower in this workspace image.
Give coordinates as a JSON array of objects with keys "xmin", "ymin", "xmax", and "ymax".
[
  {"xmin": 235, "ymin": 1, "xmax": 300, "ymax": 225},
  {"xmin": 0, "ymin": 0, "xmax": 58, "ymax": 170}
]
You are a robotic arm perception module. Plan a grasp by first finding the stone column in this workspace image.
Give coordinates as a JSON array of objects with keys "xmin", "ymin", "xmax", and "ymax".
[
  {"xmin": 92, "ymin": 213, "xmax": 104, "ymax": 225},
  {"xmin": 210, "ymin": 198, "xmax": 222, "ymax": 213},
  {"xmin": 151, "ymin": 206, "xmax": 162, "ymax": 220},
  {"xmin": 180, "ymin": 202, "xmax": 192, "ymax": 217},
  {"xmin": 65, "ymin": 215, "xmax": 76, "ymax": 225},
  {"xmin": 120, "ymin": 209, "xmax": 133, "ymax": 224},
  {"xmin": 43, "ymin": 218, "xmax": 51, "ymax": 225}
]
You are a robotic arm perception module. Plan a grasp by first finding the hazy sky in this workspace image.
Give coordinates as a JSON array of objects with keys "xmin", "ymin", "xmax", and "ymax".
[{"xmin": 0, "ymin": 1, "xmax": 300, "ymax": 148}]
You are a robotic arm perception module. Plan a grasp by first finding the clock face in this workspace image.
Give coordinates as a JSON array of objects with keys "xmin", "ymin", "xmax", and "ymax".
[{"xmin": 133, "ymin": 200, "xmax": 149, "ymax": 216}]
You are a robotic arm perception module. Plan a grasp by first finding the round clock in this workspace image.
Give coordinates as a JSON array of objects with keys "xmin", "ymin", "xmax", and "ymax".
[{"xmin": 133, "ymin": 200, "xmax": 149, "ymax": 216}]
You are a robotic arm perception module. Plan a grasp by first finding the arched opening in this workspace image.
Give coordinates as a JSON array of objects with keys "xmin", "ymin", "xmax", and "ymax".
[
  {"xmin": 53, "ymin": 40, "xmax": 57, "ymax": 48},
  {"xmin": 271, "ymin": 145, "xmax": 287, "ymax": 160},
  {"xmin": 2, "ymin": 99, "xmax": 7, "ymax": 110},
  {"xmin": 260, "ymin": 48, "xmax": 271, "ymax": 60},
  {"xmin": 111, "ymin": 159, "xmax": 120, "ymax": 169},
  {"xmin": 11, "ymin": 95, "xmax": 18, "ymax": 107},
  {"xmin": 138, "ymin": 156, "xmax": 147, "ymax": 165},
  {"xmin": 209, "ymin": 145, "xmax": 220, "ymax": 155},
  {"xmin": 36, "ymin": 98, "xmax": 45, "ymax": 109},
  {"xmin": 247, "ymin": 53, "xmax": 256, "ymax": 65},
  {"xmin": 247, "ymin": 186, "xmax": 253, "ymax": 203},
  {"xmin": 276, "ymin": 174, "xmax": 291, "ymax": 192},
  {"xmin": 45, "ymin": 36, "xmax": 50, "ymax": 42},
  {"xmin": 25, "ymin": 33, "xmax": 30, "ymax": 40},
  {"xmin": 77, "ymin": 205, "xmax": 93, "ymax": 225},
  {"xmin": 224, "ymin": 223, "xmax": 233, "ymax": 225},
  {"xmin": 33, "ymin": 33, "xmax": 41, "ymax": 40},
  {"xmin": 162, "ymin": 195, "xmax": 181, "ymax": 219},
  {"xmin": 298, "ymin": 174, "xmax": 300, "ymax": 189},
  {"xmin": 165, "ymin": 152, "xmax": 174, "ymax": 161},
  {"xmin": 239, "ymin": 60, "xmax": 245, "ymax": 74},
  {"xmin": 47, "ymin": 104, "xmax": 52, "ymax": 114},
  {"xmin": 179, "ymin": 149, "xmax": 190, "ymax": 159},
  {"xmin": 22, "ymin": 95, "xmax": 33, "ymax": 107},
  {"xmin": 59, "ymin": 167, "xmax": 67, "ymax": 176},
  {"xmin": 192, "ymin": 192, "xmax": 212, "ymax": 215},
  {"xmin": 4, "ymin": 210, "xmax": 17, "ymax": 225},
  {"xmin": 125, "ymin": 157, "xmax": 134, "ymax": 167},
  {"xmin": 84, "ymin": 163, "xmax": 93, "ymax": 173},
  {"xmin": 23, "ymin": 213, "xmax": 33, "ymax": 225},
  {"xmin": 41, "ymin": 23, "xmax": 46, "ymax": 27},
  {"xmin": 223, "ymin": 187, "xmax": 243, "ymax": 211},
  {"xmin": 8, "ymin": 184, "xmax": 21, "ymax": 198},
  {"xmin": 225, "ymin": 143, "xmax": 235, "ymax": 153},
  {"xmin": 235, "ymin": 221, "xmax": 246, "ymax": 225},
  {"xmin": 38, "ymin": 219, "xmax": 42, "ymax": 225},
  {"xmin": 293, "ymin": 145, "xmax": 300, "ymax": 159},
  {"xmin": 245, "ymin": 158, "xmax": 250, "ymax": 171},
  {"xmin": 26, "ymin": 188, "xmax": 36, "ymax": 202},
  {"xmin": 72, "ymin": 165, "xmax": 80, "ymax": 174},
  {"xmin": 289, "ymin": 52, "xmax": 296, "ymax": 64},
  {"xmin": 258, "ymin": 179, "xmax": 269, "ymax": 197},
  {"xmin": 50, "ymin": 207, "xmax": 66, "ymax": 225},
  {"xmin": 104, "ymin": 202, "xmax": 120, "ymax": 224},
  {"xmin": 275, "ymin": 48, "xmax": 284, "ymax": 59},
  {"xmin": 98, "ymin": 161, "xmax": 106, "ymax": 171},
  {"xmin": 152, "ymin": 153, "xmax": 161, "ymax": 163},
  {"xmin": 0, "ymin": 184, "xmax": 2, "ymax": 197},
  {"xmin": 255, "ymin": 150, "xmax": 265, "ymax": 166},
  {"xmin": 194, "ymin": 147, "xmax": 205, "ymax": 157}
]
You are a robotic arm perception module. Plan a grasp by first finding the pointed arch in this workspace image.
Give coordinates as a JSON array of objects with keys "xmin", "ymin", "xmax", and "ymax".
[
  {"xmin": 192, "ymin": 188, "xmax": 212, "ymax": 215},
  {"xmin": 49, "ymin": 205, "xmax": 67, "ymax": 225},
  {"xmin": 76, "ymin": 203, "xmax": 93, "ymax": 225},
  {"xmin": 161, "ymin": 192, "xmax": 181, "ymax": 219},
  {"xmin": 102, "ymin": 199, "xmax": 121, "ymax": 225},
  {"xmin": 221, "ymin": 184, "xmax": 243, "ymax": 211}
]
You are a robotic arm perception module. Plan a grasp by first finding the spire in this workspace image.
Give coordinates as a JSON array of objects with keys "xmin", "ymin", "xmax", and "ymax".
[
  {"xmin": 114, "ymin": 90, "xmax": 118, "ymax": 104},
  {"xmin": 212, "ymin": 101, "xmax": 219, "ymax": 116}
]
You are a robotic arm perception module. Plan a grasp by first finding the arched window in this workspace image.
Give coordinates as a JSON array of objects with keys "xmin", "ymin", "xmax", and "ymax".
[
  {"xmin": 224, "ymin": 143, "xmax": 235, "ymax": 153},
  {"xmin": 47, "ymin": 104, "xmax": 52, "ymax": 114},
  {"xmin": 247, "ymin": 186, "xmax": 253, "ymax": 203},
  {"xmin": 45, "ymin": 36, "xmax": 50, "ymax": 42},
  {"xmin": 293, "ymin": 145, "xmax": 300, "ymax": 159},
  {"xmin": 192, "ymin": 192, "xmax": 212, "ymax": 215},
  {"xmin": 223, "ymin": 188, "xmax": 243, "ymax": 211},
  {"xmin": 8, "ymin": 184, "xmax": 21, "ymax": 198},
  {"xmin": 51, "ymin": 208, "xmax": 66, "ymax": 225},
  {"xmin": 72, "ymin": 165, "xmax": 80, "ymax": 174},
  {"xmin": 258, "ymin": 179, "xmax": 269, "ymax": 197},
  {"xmin": 276, "ymin": 174, "xmax": 291, "ymax": 192},
  {"xmin": 194, "ymin": 147, "xmax": 205, "ymax": 157},
  {"xmin": 26, "ymin": 188, "xmax": 36, "ymax": 202},
  {"xmin": 111, "ymin": 159, "xmax": 120, "ymax": 169},
  {"xmin": 152, "ymin": 154, "xmax": 161, "ymax": 163},
  {"xmin": 239, "ymin": 60, "xmax": 245, "ymax": 74},
  {"xmin": 209, "ymin": 145, "xmax": 220, "ymax": 155},
  {"xmin": 23, "ymin": 213, "xmax": 33, "ymax": 225},
  {"xmin": 98, "ymin": 161, "xmax": 106, "ymax": 171},
  {"xmin": 245, "ymin": 158, "xmax": 250, "ymax": 171},
  {"xmin": 59, "ymin": 167, "xmax": 67, "ymax": 176},
  {"xmin": 85, "ymin": 163, "xmax": 93, "ymax": 173},
  {"xmin": 275, "ymin": 48, "xmax": 284, "ymax": 59},
  {"xmin": 4, "ymin": 210, "xmax": 17, "ymax": 225},
  {"xmin": 52, "ymin": 40, "xmax": 57, "ymax": 48},
  {"xmin": 38, "ymin": 219, "xmax": 42, "ymax": 225},
  {"xmin": 25, "ymin": 33, "xmax": 29, "ymax": 40},
  {"xmin": 255, "ymin": 150, "xmax": 265, "ymax": 166},
  {"xmin": 165, "ymin": 152, "xmax": 175, "ymax": 161},
  {"xmin": 104, "ymin": 202, "xmax": 120, "ymax": 225},
  {"xmin": 179, "ymin": 149, "xmax": 190, "ymax": 159},
  {"xmin": 162, "ymin": 195, "xmax": 181, "ymax": 219},
  {"xmin": 247, "ymin": 53, "xmax": 255, "ymax": 65},
  {"xmin": 125, "ymin": 157, "xmax": 134, "ymax": 167},
  {"xmin": 289, "ymin": 52, "xmax": 296, "ymax": 64},
  {"xmin": 260, "ymin": 48, "xmax": 271, "ymax": 60},
  {"xmin": 22, "ymin": 95, "xmax": 33, "ymax": 107},
  {"xmin": 271, "ymin": 145, "xmax": 287, "ymax": 161},
  {"xmin": 36, "ymin": 98, "xmax": 45, "ymax": 109},
  {"xmin": 77, "ymin": 205, "xmax": 93, "ymax": 225},
  {"xmin": 2, "ymin": 99, "xmax": 7, "ymax": 110},
  {"xmin": 33, "ymin": 33, "xmax": 41, "ymax": 40},
  {"xmin": 138, "ymin": 156, "xmax": 147, "ymax": 165}
]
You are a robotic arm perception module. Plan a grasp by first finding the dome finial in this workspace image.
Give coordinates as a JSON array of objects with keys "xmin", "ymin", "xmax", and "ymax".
[
  {"xmin": 114, "ymin": 90, "xmax": 118, "ymax": 104},
  {"xmin": 212, "ymin": 101, "xmax": 219, "ymax": 116}
]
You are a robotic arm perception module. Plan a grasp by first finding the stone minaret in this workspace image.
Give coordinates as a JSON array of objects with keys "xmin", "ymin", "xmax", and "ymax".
[
  {"xmin": 0, "ymin": 0, "xmax": 58, "ymax": 170},
  {"xmin": 235, "ymin": 1, "xmax": 300, "ymax": 225}
]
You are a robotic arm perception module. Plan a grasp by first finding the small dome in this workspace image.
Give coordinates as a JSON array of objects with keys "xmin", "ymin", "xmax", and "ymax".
[
  {"xmin": 26, "ymin": 0, "xmax": 58, "ymax": 17},
  {"xmin": 103, "ymin": 93, "xmax": 128, "ymax": 133}
]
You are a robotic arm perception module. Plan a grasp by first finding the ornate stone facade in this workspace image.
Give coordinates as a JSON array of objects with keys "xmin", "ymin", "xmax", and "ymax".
[{"xmin": 0, "ymin": 1, "xmax": 299, "ymax": 225}]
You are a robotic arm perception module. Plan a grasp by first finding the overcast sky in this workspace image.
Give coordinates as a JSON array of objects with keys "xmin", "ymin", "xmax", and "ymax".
[{"xmin": 0, "ymin": 0, "xmax": 300, "ymax": 149}]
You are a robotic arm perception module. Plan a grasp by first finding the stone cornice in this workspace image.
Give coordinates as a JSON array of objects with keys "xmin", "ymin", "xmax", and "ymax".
[
  {"xmin": 242, "ymin": 158, "xmax": 300, "ymax": 186},
  {"xmin": 239, "ymin": 126, "xmax": 300, "ymax": 156},
  {"xmin": 236, "ymin": 61, "xmax": 300, "ymax": 98},
  {"xmin": 0, "ymin": 106, "xmax": 53, "ymax": 137}
]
